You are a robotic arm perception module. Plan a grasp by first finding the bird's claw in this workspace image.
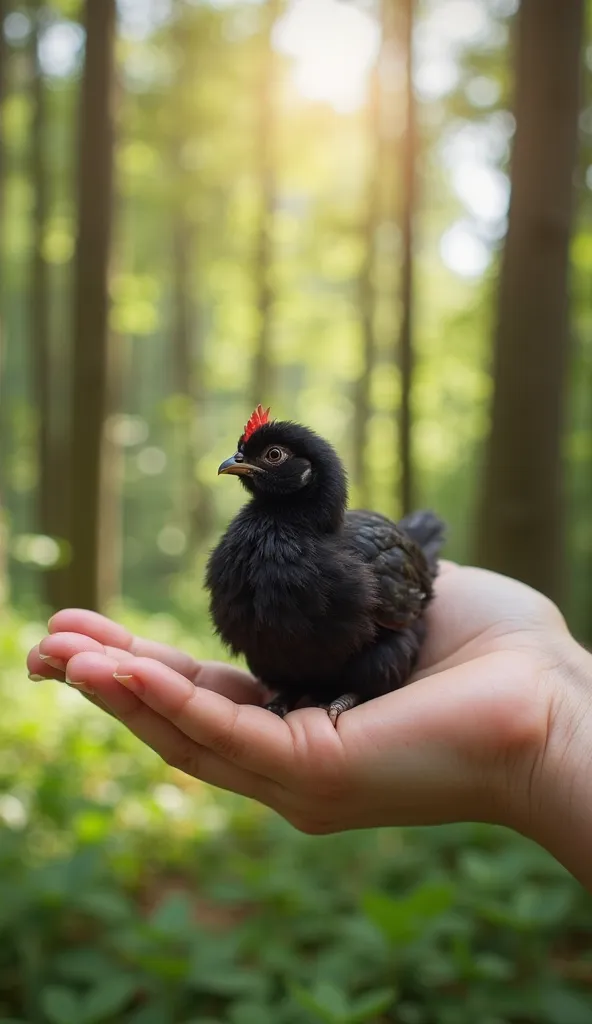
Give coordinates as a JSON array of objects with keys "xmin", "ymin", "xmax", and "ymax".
[
  {"xmin": 263, "ymin": 699, "xmax": 290, "ymax": 719},
  {"xmin": 264, "ymin": 693, "xmax": 360, "ymax": 725},
  {"xmin": 325, "ymin": 693, "xmax": 360, "ymax": 727}
]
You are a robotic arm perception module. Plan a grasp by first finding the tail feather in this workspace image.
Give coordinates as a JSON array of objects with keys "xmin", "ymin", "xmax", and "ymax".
[{"xmin": 398, "ymin": 509, "xmax": 446, "ymax": 572}]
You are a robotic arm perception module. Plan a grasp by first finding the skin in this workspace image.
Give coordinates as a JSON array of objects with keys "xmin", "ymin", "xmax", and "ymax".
[{"xmin": 27, "ymin": 561, "xmax": 592, "ymax": 889}]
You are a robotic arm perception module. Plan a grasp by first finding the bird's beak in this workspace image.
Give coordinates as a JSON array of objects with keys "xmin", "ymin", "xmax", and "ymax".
[{"xmin": 217, "ymin": 454, "xmax": 262, "ymax": 477}]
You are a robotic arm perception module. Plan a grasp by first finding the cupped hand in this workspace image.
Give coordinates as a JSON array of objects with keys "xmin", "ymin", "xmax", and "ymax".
[{"xmin": 27, "ymin": 563, "xmax": 574, "ymax": 835}]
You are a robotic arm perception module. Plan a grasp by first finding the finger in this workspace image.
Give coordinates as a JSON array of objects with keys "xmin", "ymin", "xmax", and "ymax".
[
  {"xmin": 27, "ymin": 645, "xmax": 66, "ymax": 682},
  {"xmin": 49, "ymin": 608, "xmax": 209, "ymax": 680},
  {"xmin": 37, "ymin": 632, "xmax": 107, "ymax": 675},
  {"xmin": 38, "ymin": 631, "xmax": 266, "ymax": 706},
  {"xmin": 77, "ymin": 689, "xmax": 120, "ymax": 721},
  {"xmin": 27, "ymin": 645, "xmax": 114, "ymax": 719},
  {"xmin": 107, "ymin": 656, "xmax": 300, "ymax": 786},
  {"xmin": 65, "ymin": 653, "xmax": 282, "ymax": 804},
  {"xmin": 49, "ymin": 609, "xmax": 133, "ymax": 648},
  {"xmin": 48, "ymin": 609, "xmax": 266, "ymax": 701}
]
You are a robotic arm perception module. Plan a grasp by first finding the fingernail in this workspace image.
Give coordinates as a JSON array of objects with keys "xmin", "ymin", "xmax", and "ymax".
[
  {"xmin": 113, "ymin": 672, "xmax": 140, "ymax": 693},
  {"xmin": 66, "ymin": 679, "xmax": 95, "ymax": 696},
  {"xmin": 28, "ymin": 673, "xmax": 45, "ymax": 682},
  {"xmin": 39, "ymin": 654, "xmax": 67, "ymax": 672}
]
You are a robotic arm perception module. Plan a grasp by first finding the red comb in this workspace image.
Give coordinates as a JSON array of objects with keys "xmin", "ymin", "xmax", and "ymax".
[{"xmin": 241, "ymin": 404, "xmax": 270, "ymax": 443}]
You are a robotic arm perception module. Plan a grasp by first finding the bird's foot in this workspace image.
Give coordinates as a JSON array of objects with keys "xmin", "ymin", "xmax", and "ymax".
[
  {"xmin": 324, "ymin": 693, "xmax": 360, "ymax": 727},
  {"xmin": 263, "ymin": 698, "xmax": 290, "ymax": 719}
]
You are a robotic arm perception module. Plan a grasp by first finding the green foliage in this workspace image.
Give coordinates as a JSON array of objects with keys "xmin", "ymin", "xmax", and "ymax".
[{"xmin": 1, "ymin": 612, "xmax": 591, "ymax": 1024}]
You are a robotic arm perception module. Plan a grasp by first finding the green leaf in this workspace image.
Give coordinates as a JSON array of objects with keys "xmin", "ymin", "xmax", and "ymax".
[
  {"xmin": 53, "ymin": 948, "xmax": 115, "ymax": 983},
  {"xmin": 541, "ymin": 987, "xmax": 592, "ymax": 1024},
  {"xmin": 75, "ymin": 889, "xmax": 132, "ymax": 923},
  {"xmin": 362, "ymin": 883, "xmax": 454, "ymax": 945},
  {"xmin": 149, "ymin": 892, "xmax": 194, "ymax": 936},
  {"xmin": 42, "ymin": 986, "xmax": 82, "ymax": 1024},
  {"xmin": 81, "ymin": 975, "xmax": 138, "ymax": 1023},
  {"xmin": 128, "ymin": 1002, "xmax": 175, "ymax": 1024},
  {"xmin": 190, "ymin": 965, "xmax": 265, "ymax": 998},
  {"xmin": 348, "ymin": 988, "xmax": 397, "ymax": 1023},
  {"xmin": 228, "ymin": 1004, "xmax": 277, "ymax": 1024},
  {"xmin": 472, "ymin": 953, "xmax": 514, "ymax": 981},
  {"xmin": 362, "ymin": 892, "xmax": 412, "ymax": 944},
  {"xmin": 181, "ymin": 1019, "xmax": 223, "ymax": 1024},
  {"xmin": 405, "ymin": 882, "xmax": 455, "ymax": 917},
  {"xmin": 291, "ymin": 982, "xmax": 349, "ymax": 1023},
  {"xmin": 137, "ymin": 952, "xmax": 189, "ymax": 981}
]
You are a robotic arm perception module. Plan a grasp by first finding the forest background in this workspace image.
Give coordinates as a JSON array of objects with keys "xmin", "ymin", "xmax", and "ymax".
[{"xmin": 1, "ymin": 1, "xmax": 592, "ymax": 1022}]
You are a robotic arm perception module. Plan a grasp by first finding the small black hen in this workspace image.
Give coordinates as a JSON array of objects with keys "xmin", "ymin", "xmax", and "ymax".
[{"xmin": 205, "ymin": 406, "xmax": 445, "ymax": 724}]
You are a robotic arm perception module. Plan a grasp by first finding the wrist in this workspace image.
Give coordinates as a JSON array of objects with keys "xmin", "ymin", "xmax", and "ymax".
[{"xmin": 510, "ymin": 636, "xmax": 592, "ymax": 886}]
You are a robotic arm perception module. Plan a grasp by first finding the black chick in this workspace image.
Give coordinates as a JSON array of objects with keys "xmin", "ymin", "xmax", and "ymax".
[{"xmin": 205, "ymin": 406, "xmax": 445, "ymax": 725}]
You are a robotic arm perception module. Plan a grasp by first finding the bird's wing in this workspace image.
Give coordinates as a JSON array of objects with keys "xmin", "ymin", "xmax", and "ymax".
[{"xmin": 343, "ymin": 509, "xmax": 435, "ymax": 630}]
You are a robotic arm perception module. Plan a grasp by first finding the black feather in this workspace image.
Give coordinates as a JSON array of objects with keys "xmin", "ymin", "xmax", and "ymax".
[{"xmin": 205, "ymin": 419, "xmax": 446, "ymax": 721}]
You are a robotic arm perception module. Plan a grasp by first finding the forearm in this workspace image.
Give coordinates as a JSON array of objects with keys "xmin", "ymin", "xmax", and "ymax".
[{"xmin": 518, "ymin": 642, "xmax": 592, "ymax": 889}]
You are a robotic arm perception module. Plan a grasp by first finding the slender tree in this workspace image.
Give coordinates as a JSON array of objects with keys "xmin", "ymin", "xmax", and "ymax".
[
  {"xmin": 67, "ymin": 0, "xmax": 116, "ymax": 610},
  {"xmin": 30, "ymin": 1, "xmax": 50, "ymax": 519},
  {"xmin": 0, "ymin": 0, "xmax": 8, "ymax": 606},
  {"xmin": 475, "ymin": 0, "xmax": 584, "ymax": 602},
  {"xmin": 250, "ymin": 0, "xmax": 278, "ymax": 407},
  {"xmin": 0, "ymin": 0, "xmax": 7, "ymax": 242},
  {"xmin": 97, "ymin": 334, "xmax": 123, "ymax": 608},
  {"xmin": 0, "ymin": 0, "xmax": 5, "ymax": 232},
  {"xmin": 29, "ymin": 1, "xmax": 66, "ymax": 610},
  {"xmin": 397, "ymin": 0, "xmax": 416, "ymax": 516},
  {"xmin": 352, "ymin": 63, "xmax": 381, "ymax": 507}
]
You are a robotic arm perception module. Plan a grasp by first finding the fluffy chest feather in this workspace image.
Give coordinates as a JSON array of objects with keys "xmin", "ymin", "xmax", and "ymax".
[{"xmin": 205, "ymin": 508, "xmax": 377, "ymax": 686}]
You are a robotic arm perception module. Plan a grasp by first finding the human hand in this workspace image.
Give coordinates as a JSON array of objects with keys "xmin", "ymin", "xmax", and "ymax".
[{"xmin": 27, "ymin": 564, "xmax": 592, "ymax": 879}]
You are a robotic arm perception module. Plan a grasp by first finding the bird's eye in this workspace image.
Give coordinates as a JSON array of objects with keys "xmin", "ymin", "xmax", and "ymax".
[{"xmin": 264, "ymin": 446, "xmax": 286, "ymax": 465}]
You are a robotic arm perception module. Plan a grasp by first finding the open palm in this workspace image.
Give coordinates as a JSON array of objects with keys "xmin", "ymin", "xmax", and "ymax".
[{"xmin": 28, "ymin": 563, "xmax": 561, "ymax": 834}]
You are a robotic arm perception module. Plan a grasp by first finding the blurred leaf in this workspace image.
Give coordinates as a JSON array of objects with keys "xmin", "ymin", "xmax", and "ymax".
[
  {"xmin": 75, "ymin": 889, "xmax": 133, "ymax": 922},
  {"xmin": 541, "ymin": 986, "xmax": 592, "ymax": 1024},
  {"xmin": 128, "ymin": 1002, "xmax": 175, "ymax": 1024},
  {"xmin": 348, "ymin": 988, "xmax": 397, "ymax": 1022},
  {"xmin": 362, "ymin": 882, "xmax": 455, "ymax": 944},
  {"xmin": 190, "ymin": 962, "xmax": 265, "ymax": 999},
  {"xmin": 81, "ymin": 975, "xmax": 138, "ymax": 1023},
  {"xmin": 228, "ymin": 1004, "xmax": 278, "ymax": 1024},
  {"xmin": 149, "ymin": 892, "xmax": 194, "ymax": 936},
  {"xmin": 53, "ymin": 948, "xmax": 116, "ymax": 983},
  {"xmin": 291, "ymin": 982, "xmax": 349, "ymax": 1023},
  {"xmin": 41, "ymin": 987, "xmax": 81, "ymax": 1024}
]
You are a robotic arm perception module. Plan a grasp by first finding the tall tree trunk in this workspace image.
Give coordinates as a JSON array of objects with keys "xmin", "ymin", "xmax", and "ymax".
[
  {"xmin": 29, "ymin": 2, "xmax": 66, "ymax": 611},
  {"xmin": 397, "ymin": 0, "xmax": 416, "ymax": 516},
  {"xmin": 352, "ymin": 65, "xmax": 380, "ymax": 508},
  {"xmin": 30, "ymin": 2, "xmax": 50, "ymax": 543},
  {"xmin": 250, "ymin": 0, "xmax": 278, "ymax": 408},
  {"xmin": 475, "ymin": 0, "xmax": 584, "ymax": 602},
  {"xmin": 0, "ymin": 0, "xmax": 9, "ymax": 608},
  {"xmin": 0, "ymin": 0, "xmax": 6, "ymax": 241},
  {"xmin": 67, "ymin": 0, "xmax": 116, "ymax": 610},
  {"xmin": 97, "ymin": 335, "xmax": 123, "ymax": 608}
]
